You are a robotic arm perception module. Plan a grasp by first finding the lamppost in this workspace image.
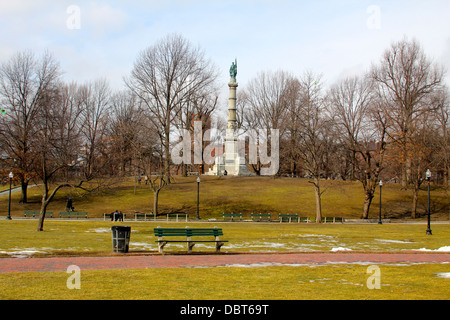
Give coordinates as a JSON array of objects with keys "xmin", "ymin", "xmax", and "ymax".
[
  {"xmin": 196, "ymin": 176, "xmax": 200, "ymax": 220},
  {"xmin": 7, "ymin": 172, "xmax": 13, "ymax": 220},
  {"xmin": 378, "ymin": 180, "xmax": 383, "ymax": 225},
  {"xmin": 426, "ymin": 169, "xmax": 432, "ymax": 235}
]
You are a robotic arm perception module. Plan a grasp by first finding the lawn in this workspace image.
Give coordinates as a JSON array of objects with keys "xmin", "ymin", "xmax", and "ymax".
[
  {"xmin": 0, "ymin": 220, "xmax": 448, "ymax": 257},
  {"xmin": 1, "ymin": 176, "xmax": 449, "ymax": 221},
  {"xmin": 0, "ymin": 264, "xmax": 449, "ymax": 300},
  {"xmin": 0, "ymin": 177, "xmax": 449, "ymax": 301},
  {"xmin": 0, "ymin": 220, "xmax": 448, "ymax": 300}
]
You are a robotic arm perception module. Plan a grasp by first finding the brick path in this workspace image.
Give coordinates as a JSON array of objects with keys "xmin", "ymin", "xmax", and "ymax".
[{"xmin": 0, "ymin": 252, "xmax": 449, "ymax": 273}]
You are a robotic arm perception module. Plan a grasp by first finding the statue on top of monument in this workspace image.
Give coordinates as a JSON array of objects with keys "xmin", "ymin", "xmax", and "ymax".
[{"xmin": 229, "ymin": 59, "xmax": 237, "ymax": 80}]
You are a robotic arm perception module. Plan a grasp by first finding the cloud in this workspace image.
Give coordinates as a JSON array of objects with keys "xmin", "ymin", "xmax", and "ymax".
[
  {"xmin": 0, "ymin": 0, "xmax": 51, "ymax": 14},
  {"xmin": 0, "ymin": 0, "xmax": 449, "ymax": 93},
  {"xmin": 81, "ymin": 3, "xmax": 130, "ymax": 39}
]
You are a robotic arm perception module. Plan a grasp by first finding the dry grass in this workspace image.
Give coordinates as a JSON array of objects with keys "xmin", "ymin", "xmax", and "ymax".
[
  {"xmin": 0, "ymin": 220, "xmax": 448, "ymax": 257},
  {"xmin": 1, "ymin": 176, "xmax": 449, "ymax": 221},
  {"xmin": 1, "ymin": 264, "xmax": 449, "ymax": 300}
]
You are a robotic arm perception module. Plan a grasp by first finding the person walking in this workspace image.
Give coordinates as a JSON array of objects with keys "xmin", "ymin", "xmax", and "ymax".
[{"xmin": 66, "ymin": 198, "xmax": 74, "ymax": 212}]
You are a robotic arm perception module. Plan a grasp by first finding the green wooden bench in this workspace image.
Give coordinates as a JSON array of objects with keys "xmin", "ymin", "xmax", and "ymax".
[
  {"xmin": 251, "ymin": 213, "xmax": 271, "ymax": 222},
  {"xmin": 279, "ymin": 214, "xmax": 299, "ymax": 223},
  {"xmin": 299, "ymin": 217, "xmax": 310, "ymax": 223},
  {"xmin": 166, "ymin": 214, "xmax": 188, "ymax": 222},
  {"xmin": 59, "ymin": 211, "xmax": 88, "ymax": 219},
  {"xmin": 134, "ymin": 213, "xmax": 156, "ymax": 221},
  {"xmin": 154, "ymin": 227, "xmax": 228, "ymax": 253},
  {"xmin": 24, "ymin": 211, "xmax": 53, "ymax": 218},
  {"xmin": 322, "ymin": 217, "xmax": 344, "ymax": 223},
  {"xmin": 222, "ymin": 213, "xmax": 243, "ymax": 221}
]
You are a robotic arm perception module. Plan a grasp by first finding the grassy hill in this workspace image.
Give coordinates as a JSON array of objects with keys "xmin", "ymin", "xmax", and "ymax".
[
  {"xmin": 2, "ymin": 176, "xmax": 449, "ymax": 220},
  {"xmin": 0, "ymin": 176, "xmax": 450, "ymax": 220}
]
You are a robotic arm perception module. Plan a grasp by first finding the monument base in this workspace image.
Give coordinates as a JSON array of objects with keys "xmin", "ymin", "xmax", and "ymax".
[
  {"xmin": 204, "ymin": 155, "xmax": 255, "ymax": 176},
  {"xmin": 205, "ymin": 134, "xmax": 255, "ymax": 176}
]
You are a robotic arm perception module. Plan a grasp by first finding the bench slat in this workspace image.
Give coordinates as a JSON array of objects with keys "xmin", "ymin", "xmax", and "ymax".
[
  {"xmin": 24, "ymin": 211, "xmax": 53, "ymax": 218},
  {"xmin": 59, "ymin": 212, "xmax": 88, "ymax": 219}
]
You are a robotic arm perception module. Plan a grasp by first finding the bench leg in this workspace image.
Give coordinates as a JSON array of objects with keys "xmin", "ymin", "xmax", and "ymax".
[
  {"xmin": 158, "ymin": 241, "xmax": 167, "ymax": 254},
  {"xmin": 216, "ymin": 242, "xmax": 224, "ymax": 253},
  {"xmin": 188, "ymin": 242, "xmax": 195, "ymax": 253}
]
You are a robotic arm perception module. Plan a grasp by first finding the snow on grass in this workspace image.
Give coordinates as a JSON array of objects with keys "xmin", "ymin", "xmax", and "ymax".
[
  {"xmin": 375, "ymin": 239, "xmax": 414, "ymax": 244},
  {"xmin": 436, "ymin": 273, "xmax": 450, "ymax": 278},
  {"xmin": 331, "ymin": 247, "xmax": 353, "ymax": 252},
  {"xmin": 0, "ymin": 249, "xmax": 48, "ymax": 258},
  {"xmin": 223, "ymin": 262, "xmax": 314, "ymax": 268},
  {"xmin": 414, "ymin": 246, "xmax": 450, "ymax": 252},
  {"xmin": 86, "ymin": 228, "xmax": 110, "ymax": 233}
]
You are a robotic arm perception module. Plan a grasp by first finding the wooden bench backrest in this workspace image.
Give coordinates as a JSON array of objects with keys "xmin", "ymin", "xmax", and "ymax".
[{"xmin": 154, "ymin": 228, "xmax": 223, "ymax": 237}]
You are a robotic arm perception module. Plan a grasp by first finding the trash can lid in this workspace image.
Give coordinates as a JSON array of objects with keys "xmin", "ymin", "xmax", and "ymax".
[{"xmin": 111, "ymin": 226, "xmax": 131, "ymax": 231}]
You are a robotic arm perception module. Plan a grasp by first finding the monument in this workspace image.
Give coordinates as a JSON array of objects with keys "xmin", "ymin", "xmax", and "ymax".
[{"xmin": 206, "ymin": 59, "xmax": 254, "ymax": 176}]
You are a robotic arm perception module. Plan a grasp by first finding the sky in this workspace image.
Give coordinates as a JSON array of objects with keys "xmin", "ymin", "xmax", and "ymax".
[{"xmin": 1, "ymin": 0, "xmax": 450, "ymax": 114}]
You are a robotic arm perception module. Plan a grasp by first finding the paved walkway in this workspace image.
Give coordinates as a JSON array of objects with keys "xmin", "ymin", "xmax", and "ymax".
[{"xmin": 0, "ymin": 252, "xmax": 449, "ymax": 273}]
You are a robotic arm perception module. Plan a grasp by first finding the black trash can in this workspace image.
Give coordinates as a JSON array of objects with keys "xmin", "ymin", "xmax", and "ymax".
[{"xmin": 111, "ymin": 226, "xmax": 131, "ymax": 253}]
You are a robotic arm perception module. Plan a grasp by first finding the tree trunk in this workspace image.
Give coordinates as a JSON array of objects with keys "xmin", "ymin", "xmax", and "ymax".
[
  {"xmin": 401, "ymin": 163, "xmax": 408, "ymax": 189},
  {"xmin": 37, "ymin": 198, "xmax": 49, "ymax": 232},
  {"xmin": 290, "ymin": 159, "xmax": 296, "ymax": 178},
  {"xmin": 164, "ymin": 128, "xmax": 171, "ymax": 183},
  {"xmin": 313, "ymin": 177, "xmax": 322, "ymax": 223},
  {"xmin": 153, "ymin": 189, "xmax": 160, "ymax": 216},
  {"xmin": 20, "ymin": 181, "xmax": 28, "ymax": 204},
  {"xmin": 445, "ymin": 165, "xmax": 449, "ymax": 187},
  {"xmin": 411, "ymin": 186, "xmax": 419, "ymax": 219},
  {"xmin": 361, "ymin": 191, "xmax": 374, "ymax": 219}
]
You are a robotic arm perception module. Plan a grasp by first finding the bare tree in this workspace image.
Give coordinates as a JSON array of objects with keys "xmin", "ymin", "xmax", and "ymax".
[
  {"xmin": 284, "ymin": 78, "xmax": 303, "ymax": 177},
  {"xmin": 126, "ymin": 33, "xmax": 218, "ymax": 182},
  {"xmin": 78, "ymin": 78, "xmax": 111, "ymax": 180},
  {"xmin": 328, "ymin": 75, "xmax": 389, "ymax": 219},
  {"xmin": 329, "ymin": 76, "xmax": 373, "ymax": 180},
  {"xmin": 357, "ymin": 98, "xmax": 390, "ymax": 220},
  {"xmin": 242, "ymin": 70, "xmax": 293, "ymax": 132},
  {"xmin": 109, "ymin": 90, "xmax": 143, "ymax": 176},
  {"xmin": 34, "ymin": 83, "xmax": 91, "ymax": 231},
  {"xmin": 433, "ymin": 88, "xmax": 449, "ymax": 186},
  {"xmin": 371, "ymin": 37, "xmax": 445, "ymax": 188},
  {"xmin": 295, "ymin": 72, "xmax": 327, "ymax": 223},
  {"xmin": 174, "ymin": 87, "xmax": 219, "ymax": 176},
  {"xmin": 240, "ymin": 70, "xmax": 295, "ymax": 176},
  {"xmin": 0, "ymin": 50, "xmax": 61, "ymax": 203}
]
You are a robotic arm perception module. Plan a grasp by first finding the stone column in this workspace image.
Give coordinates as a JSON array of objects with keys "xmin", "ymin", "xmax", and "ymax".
[{"xmin": 227, "ymin": 80, "xmax": 238, "ymax": 131}]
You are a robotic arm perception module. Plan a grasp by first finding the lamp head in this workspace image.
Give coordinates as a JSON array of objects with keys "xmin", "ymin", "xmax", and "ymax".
[
  {"xmin": 9, "ymin": 172, "xmax": 13, "ymax": 179},
  {"xmin": 426, "ymin": 169, "xmax": 432, "ymax": 180}
]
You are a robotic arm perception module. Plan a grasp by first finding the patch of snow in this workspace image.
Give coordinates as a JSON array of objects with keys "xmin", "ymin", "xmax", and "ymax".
[
  {"xmin": 331, "ymin": 247, "xmax": 353, "ymax": 252},
  {"xmin": 224, "ymin": 262, "xmax": 312, "ymax": 268},
  {"xmin": 86, "ymin": 228, "xmax": 110, "ymax": 233},
  {"xmin": 375, "ymin": 239, "xmax": 414, "ymax": 244},
  {"xmin": 0, "ymin": 249, "xmax": 47, "ymax": 258},
  {"xmin": 298, "ymin": 234, "xmax": 335, "ymax": 239},
  {"xmin": 130, "ymin": 242, "xmax": 154, "ymax": 248},
  {"xmin": 436, "ymin": 273, "xmax": 450, "ymax": 279},
  {"xmin": 415, "ymin": 246, "xmax": 450, "ymax": 252}
]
